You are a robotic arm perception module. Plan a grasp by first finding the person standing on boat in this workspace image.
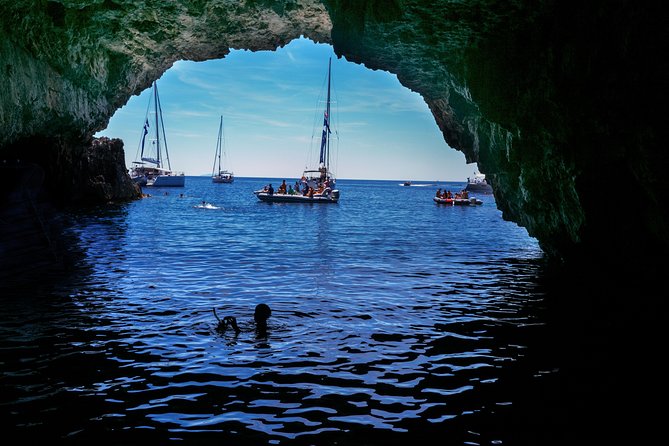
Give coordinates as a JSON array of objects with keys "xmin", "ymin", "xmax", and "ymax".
[{"xmin": 321, "ymin": 179, "xmax": 332, "ymax": 197}]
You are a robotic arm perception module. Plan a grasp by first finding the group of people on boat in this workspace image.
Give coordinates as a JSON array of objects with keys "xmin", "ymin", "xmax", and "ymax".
[
  {"xmin": 261, "ymin": 170, "xmax": 333, "ymax": 198},
  {"xmin": 435, "ymin": 188, "xmax": 469, "ymax": 200}
]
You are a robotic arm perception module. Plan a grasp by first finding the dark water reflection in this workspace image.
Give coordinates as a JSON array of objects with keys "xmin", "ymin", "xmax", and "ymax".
[{"xmin": 1, "ymin": 178, "xmax": 661, "ymax": 445}]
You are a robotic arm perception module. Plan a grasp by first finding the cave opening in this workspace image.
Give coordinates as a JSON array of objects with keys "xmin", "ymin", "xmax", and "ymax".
[
  {"xmin": 1, "ymin": 3, "xmax": 666, "ymax": 442},
  {"xmin": 95, "ymin": 37, "xmax": 476, "ymax": 183}
]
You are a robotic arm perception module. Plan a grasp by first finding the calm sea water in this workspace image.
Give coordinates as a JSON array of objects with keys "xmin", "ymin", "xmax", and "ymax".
[{"xmin": 2, "ymin": 177, "xmax": 568, "ymax": 444}]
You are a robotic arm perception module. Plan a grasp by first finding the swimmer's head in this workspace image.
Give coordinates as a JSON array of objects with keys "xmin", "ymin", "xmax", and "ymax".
[{"xmin": 254, "ymin": 303, "xmax": 271, "ymax": 324}]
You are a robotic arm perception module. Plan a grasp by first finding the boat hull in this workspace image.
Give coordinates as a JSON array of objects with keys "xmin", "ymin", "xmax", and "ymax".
[
  {"xmin": 433, "ymin": 197, "xmax": 482, "ymax": 206},
  {"xmin": 131, "ymin": 175, "xmax": 148, "ymax": 186},
  {"xmin": 254, "ymin": 190, "xmax": 339, "ymax": 203},
  {"xmin": 464, "ymin": 183, "xmax": 493, "ymax": 194},
  {"xmin": 212, "ymin": 176, "xmax": 234, "ymax": 183},
  {"xmin": 147, "ymin": 175, "xmax": 186, "ymax": 187}
]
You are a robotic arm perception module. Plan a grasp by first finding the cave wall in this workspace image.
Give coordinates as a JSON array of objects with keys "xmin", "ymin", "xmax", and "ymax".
[{"xmin": 1, "ymin": 0, "xmax": 667, "ymax": 270}]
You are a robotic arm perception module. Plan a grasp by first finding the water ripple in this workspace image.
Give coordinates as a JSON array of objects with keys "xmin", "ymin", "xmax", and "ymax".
[{"xmin": 1, "ymin": 178, "xmax": 555, "ymax": 444}]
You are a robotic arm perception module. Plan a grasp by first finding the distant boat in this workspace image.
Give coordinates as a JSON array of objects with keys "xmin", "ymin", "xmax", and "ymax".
[
  {"xmin": 211, "ymin": 115, "xmax": 234, "ymax": 183},
  {"xmin": 254, "ymin": 57, "xmax": 340, "ymax": 203},
  {"xmin": 129, "ymin": 81, "xmax": 185, "ymax": 187},
  {"xmin": 399, "ymin": 181, "xmax": 433, "ymax": 187},
  {"xmin": 464, "ymin": 172, "xmax": 492, "ymax": 194}
]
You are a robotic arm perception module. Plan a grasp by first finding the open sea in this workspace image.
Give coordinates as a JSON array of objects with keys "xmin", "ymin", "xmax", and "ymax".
[{"xmin": 2, "ymin": 176, "xmax": 606, "ymax": 445}]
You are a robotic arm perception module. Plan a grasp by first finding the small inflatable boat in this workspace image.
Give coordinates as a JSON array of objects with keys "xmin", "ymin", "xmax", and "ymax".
[{"xmin": 433, "ymin": 196, "xmax": 483, "ymax": 206}]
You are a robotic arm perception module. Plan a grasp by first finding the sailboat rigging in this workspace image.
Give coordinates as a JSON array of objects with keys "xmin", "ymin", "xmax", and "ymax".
[
  {"xmin": 254, "ymin": 57, "xmax": 340, "ymax": 203},
  {"xmin": 129, "ymin": 80, "xmax": 185, "ymax": 187},
  {"xmin": 211, "ymin": 115, "xmax": 234, "ymax": 183}
]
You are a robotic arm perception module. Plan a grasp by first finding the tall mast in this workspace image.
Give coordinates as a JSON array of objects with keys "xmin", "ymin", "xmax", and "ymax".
[
  {"xmin": 153, "ymin": 81, "xmax": 161, "ymax": 168},
  {"xmin": 319, "ymin": 57, "xmax": 331, "ymax": 167},
  {"xmin": 217, "ymin": 115, "xmax": 223, "ymax": 173}
]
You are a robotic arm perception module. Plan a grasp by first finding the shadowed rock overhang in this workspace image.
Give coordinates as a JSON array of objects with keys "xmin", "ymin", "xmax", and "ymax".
[{"xmin": 1, "ymin": 0, "xmax": 667, "ymax": 272}]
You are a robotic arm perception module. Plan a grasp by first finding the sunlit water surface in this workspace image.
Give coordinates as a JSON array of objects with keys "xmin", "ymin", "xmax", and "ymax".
[{"xmin": 2, "ymin": 178, "xmax": 559, "ymax": 445}]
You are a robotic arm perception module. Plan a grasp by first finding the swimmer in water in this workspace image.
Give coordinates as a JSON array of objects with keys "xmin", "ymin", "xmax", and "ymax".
[
  {"xmin": 213, "ymin": 303, "xmax": 271, "ymax": 335},
  {"xmin": 213, "ymin": 308, "xmax": 240, "ymax": 333},
  {"xmin": 253, "ymin": 303, "xmax": 271, "ymax": 336}
]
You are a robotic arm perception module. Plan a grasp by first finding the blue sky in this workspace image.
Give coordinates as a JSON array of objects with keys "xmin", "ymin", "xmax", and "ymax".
[{"xmin": 96, "ymin": 37, "xmax": 478, "ymax": 181}]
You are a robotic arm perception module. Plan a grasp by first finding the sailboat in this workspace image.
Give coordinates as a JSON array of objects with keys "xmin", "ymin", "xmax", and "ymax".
[
  {"xmin": 254, "ymin": 57, "xmax": 340, "ymax": 203},
  {"xmin": 129, "ymin": 81, "xmax": 185, "ymax": 187},
  {"xmin": 211, "ymin": 115, "xmax": 234, "ymax": 183}
]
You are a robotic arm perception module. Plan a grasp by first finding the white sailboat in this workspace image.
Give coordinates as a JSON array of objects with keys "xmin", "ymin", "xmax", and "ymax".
[
  {"xmin": 211, "ymin": 115, "xmax": 234, "ymax": 183},
  {"xmin": 129, "ymin": 81, "xmax": 185, "ymax": 187},
  {"xmin": 254, "ymin": 57, "xmax": 339, "ymax": 203}
]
